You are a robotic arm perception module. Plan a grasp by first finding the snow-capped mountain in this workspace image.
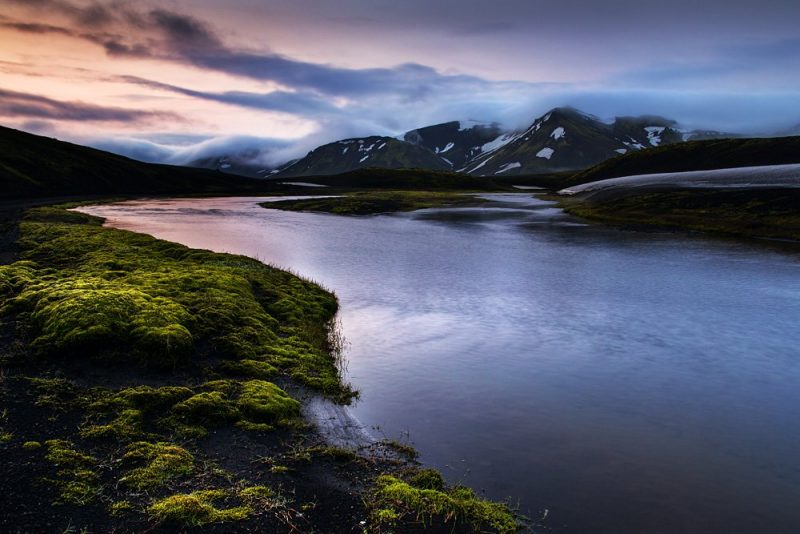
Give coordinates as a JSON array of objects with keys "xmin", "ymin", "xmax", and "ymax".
[
  {"xmin": 461, "ymin": 107, "xmax": 694, "ymax": 176},
  {"xmin": 188, "ymin": 147, "xmax": 282, "ymax": 178},
  {"xmin": 402, "ymin": 120, "xmax": 502, "ymax": 169},
  {"xmin": 274, "ymin": 136, "xmax": 451, "ymax": 178},
  {"xmin": 207, "ymin": 107, "xmax": 740, "ymax": 179}
]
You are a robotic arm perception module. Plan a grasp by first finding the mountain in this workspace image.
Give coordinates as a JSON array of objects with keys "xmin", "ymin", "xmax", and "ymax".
[
  {"xmin": 566, "ymin": 135, "xmax": 800, "ymax": 186},
  {"xmin": 275, "ymin": 136, "xmax": 451, "ymax": 177},
  {"xmin": 402, "ymin": 120, "xmax": 502, "ymax": 169},
  {"xmin": 0, "ymin": 125, "xmax": 266, "ymax": 199},
  {"xmin": 187, "ymin": 107, "xmax": 741, "ymax": 180},
  {"xmin": 460, "ymin": 107, "xmax": 702, "ymax": 176}
]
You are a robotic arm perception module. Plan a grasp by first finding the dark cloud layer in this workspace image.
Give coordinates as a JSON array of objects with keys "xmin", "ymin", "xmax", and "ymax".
[{"xmin": 0, "ymin": 88, "xmax": 179, "ymax": 123}]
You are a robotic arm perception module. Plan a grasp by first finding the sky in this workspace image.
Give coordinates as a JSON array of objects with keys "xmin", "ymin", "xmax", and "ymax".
[{"xmin": 1, "ymin": 0, "xmax": 799, "ymax": 166}]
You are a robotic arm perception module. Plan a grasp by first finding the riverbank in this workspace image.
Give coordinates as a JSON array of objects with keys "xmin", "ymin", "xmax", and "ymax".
[
  {"xmin": 556, "ymin": 188, "xmax": 800, "ymax": 242},
  {"xmin": 0, "ymin": 203, "xmax": 518, "ymax": 533},
  {"xmin": 263, "ymin": 190, "xmax": 491, "ymax": 215}
]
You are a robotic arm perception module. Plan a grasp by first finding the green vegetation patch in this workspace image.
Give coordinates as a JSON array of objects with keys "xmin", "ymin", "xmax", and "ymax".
[
  {"xmin": 236, "ymin": 380, "xmax": 300, "ymax": 425},
  {"xmin": 120, "ymin": 441, "xmax": 194, "ymax": 490},
  {"xmin": 561, "ymin": 188, "xmax": 800, "ymax": 241},
  {"xmin": 148, "ymin": 489, "xmax": 251, "ymax": 527},
  {"xmin": 370, "ymin": 474, "xmax": 517, "ymax": 533},
  {"xmin": 263, "ymin": 190, "xmax": 488, "ymax": 215},
  {"xmin": 3, "ymin": 206, "xmax": 350, "ymax": 399},
  {"xmin": 43, "ymin": 439, "xmax": 101, "ymax": 505}
]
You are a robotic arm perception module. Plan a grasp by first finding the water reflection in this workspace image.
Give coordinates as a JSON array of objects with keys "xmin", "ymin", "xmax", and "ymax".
[{"xmin": 79, "ymin": 195, "xmax": 800, "ymax": 533}]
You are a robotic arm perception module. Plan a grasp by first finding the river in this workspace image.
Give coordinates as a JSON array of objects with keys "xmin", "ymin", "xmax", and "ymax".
[{"xmin": 78, "ymin": 194, "xmax": 800, "ymax": 533}]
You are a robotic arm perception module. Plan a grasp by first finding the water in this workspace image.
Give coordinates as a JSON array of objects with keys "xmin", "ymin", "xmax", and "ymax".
[{"xmin": 78, "ymin": 195, "xmax": 800, "ymax": 533}]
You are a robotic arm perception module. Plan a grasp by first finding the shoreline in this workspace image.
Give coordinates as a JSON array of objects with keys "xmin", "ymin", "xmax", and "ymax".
[{"xmin": 0, "ymin": 200, "xmax": 519, "ymax": 533}]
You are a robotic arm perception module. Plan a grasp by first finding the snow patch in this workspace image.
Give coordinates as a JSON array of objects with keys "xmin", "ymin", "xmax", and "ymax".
[
  {"xmin": 495, "ymin": 162, "xmax": 522, "ymax": 174},
  {"xmin": 441, "ymin": 157, "xmax": 453, "ymax": 166},
  {"xmin": 359, "ymin": 155, "xmax": 369, "ymax": 163},
  {"xmin": 378, "ymin": 143, "xmax": 387, "ymax": 150},
  {"xmin": 467, "ymin": 155, "xmax": 495, "ymax": 173},
  {"xmin": 645, "ymin": 126, "xmax": 665, "ymax": 146},
  {"xmin": 615, "ymin": 148, "xmax": 627, "ymax": 155},
  {"xmin": 550, "ymin": 127, "xmax": 566, "ymax": 140},
  {"xmin": 536, "ymin": 147, "xmax": 555, "ymax": 159},
  {"xmin": 342, "ymin": 147, "xmax": 349, "ymax": 155},
  {"xmin": 480, "ymin": 133, "xmax": 518, "ymax": 155},
  {"xmin": 624, "ymin": 137, "xmax": 646, "ymax": 150},
  {"xmin": 436, "ymin": 142, "xmax": 455, "ymax": 154}
]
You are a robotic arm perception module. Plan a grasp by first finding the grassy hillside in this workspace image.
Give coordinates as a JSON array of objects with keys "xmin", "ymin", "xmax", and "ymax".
[
  {"xmin": 0, "ymin": 126, "xmax": 270, "ymax": 198},
  {"xmin": 560, "ymin": 188, "xmax": 800, "ymax": 241},
  {"xmin": 275, "ymin": 136, "xmax": 451, "ymax": 178},
  {"xmin": 568, "ymin": 136, "xmax": 800, "ymax": 186}
]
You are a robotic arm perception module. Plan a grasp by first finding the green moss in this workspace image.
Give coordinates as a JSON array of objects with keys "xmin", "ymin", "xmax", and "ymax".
[
  {"xmin": 83, "ymin": 385, "xmax": 195, "ymax": 440},
  {"xmin": 7, "ymin": 206, "xmax": 351, "ymax": 400},
  {"xmin": 43, "ymin": 440, "xmax": 100, "ymax": 505},
  {"xmin": 370, "ymin": 475, "xmax": 517, "ymax": 534},
  {"xmin": 81, "ymin": 408, "xmax": 144, "ymax": 440},
  {"xmin": 27, "ymin": 377, "xmax": 96, "ymax": 411},
  {"xmin": 148, "ymin": 490, "xmax": 251, "ymax": 527},
  {"xmin": 217, "ymin": 359, "xmax": 278, "ymax": 379},
  {"xmin": 120, "ymin": 441, "xmax": 194, "ymax": 490},
  {"xmin": 559, "ymin": 189, "xmax": 800, "ymax": 242},
  {"xmin": 236, "ymin": 380, "xmax": 300, "ymax": 425},
  {"xmin": 239, "ymin": 485, "xmax": 274, "ymax": 501},
  {"xmin": 22, "ymin": 440, "xmax": 42, "ymax": 450},
  {"xmin": 408, "ymin": 468, "xmax": 445, "ymax": 491},
  {"xmin": 0, "ymin": 432, "xmax": 13, "ymax": 443},
  {"xmin": 171, "ymin": 391, "xmax": 239, "ymax": 425},
  {"xmin": 21, "ymin": 280, "xmax": 192, "ymax": 365},
  {"xmin": 234, "ymin": 420, "xmax": 274, "ymax": 432},
  {"xmin": 109, "ymin": 500, "xmax": 134, "ymax": 517}
]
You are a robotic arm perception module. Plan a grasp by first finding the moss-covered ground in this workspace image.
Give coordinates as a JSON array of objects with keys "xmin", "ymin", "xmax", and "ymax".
[
  {"xmin": 0, "ymin": 203, "xmax": 518, "ymax": 532},
  {"xmin": 263, "ymin": 190, "xmax": 490, "ymax": 215},
  {"xmin": 559, "ymin": 188, "xmax": 800, "ymax": 242}
]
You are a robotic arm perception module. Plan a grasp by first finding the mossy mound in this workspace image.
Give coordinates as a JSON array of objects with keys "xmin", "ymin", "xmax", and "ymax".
[
  {"xmin": 3, "ymin": 206, "xmax": 349, "ymax": 399},
  {"xmin": 370, "ymin": 474, "xmax": 517, "ymax": 533},
  {"xmin": 120, "ymin": 441, "xmax": 195, "ymax": 490},
  {"xmin": 148, "ymin": 490, "xmax": 251, "ymax": 527}
]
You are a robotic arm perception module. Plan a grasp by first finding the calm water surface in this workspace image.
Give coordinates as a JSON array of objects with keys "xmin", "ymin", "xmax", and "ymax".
[{"xmin": 79, "ymin": 195, "xmax": 800, "ymax": 533}]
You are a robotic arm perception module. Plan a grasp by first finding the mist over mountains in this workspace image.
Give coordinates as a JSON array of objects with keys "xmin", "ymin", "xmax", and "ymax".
[{"xmin": 181, "ymin": 106, "xmax": 747, "ymax": 178}]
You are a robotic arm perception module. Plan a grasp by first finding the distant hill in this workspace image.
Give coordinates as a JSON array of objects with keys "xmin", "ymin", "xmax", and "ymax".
[
  {"xmin": 275, "ymin": 136, "xmax": 451, "ymax": 178},
  {"xmin": 567, "ymin": 136, "xmax": 800, "ymax": 186},
  {"xmin": 0, "ymin": 125, "xmax": 264, "ymax": 198}
]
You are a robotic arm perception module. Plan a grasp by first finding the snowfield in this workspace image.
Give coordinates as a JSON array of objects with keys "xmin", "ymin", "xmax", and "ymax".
[
  {"xmin": 551, "ymin": 127, "xmax": 566, "ymax": 140},
  {"xmin": 536, "ymin": 147, "xmax": 555, "ymax": 159},
  {"xmin": 559, "ymin": 163, "xmax": 800, "ymax": 196}
]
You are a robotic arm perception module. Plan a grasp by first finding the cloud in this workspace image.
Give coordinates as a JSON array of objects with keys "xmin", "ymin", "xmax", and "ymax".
[
  {"xmin": 118, "ymin": 76, "xmax": 342, "ymax": 116},
  {"xmin": 2, "ymin": 1, "xmax": 518, "ymax": 100},
  {"xmin": 0, "ymin": 88, "xmax": 181, "ymax": 123},
  {"xmin": 89, "ymin": 134, "xmax": 293, "ymax": 167}
]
